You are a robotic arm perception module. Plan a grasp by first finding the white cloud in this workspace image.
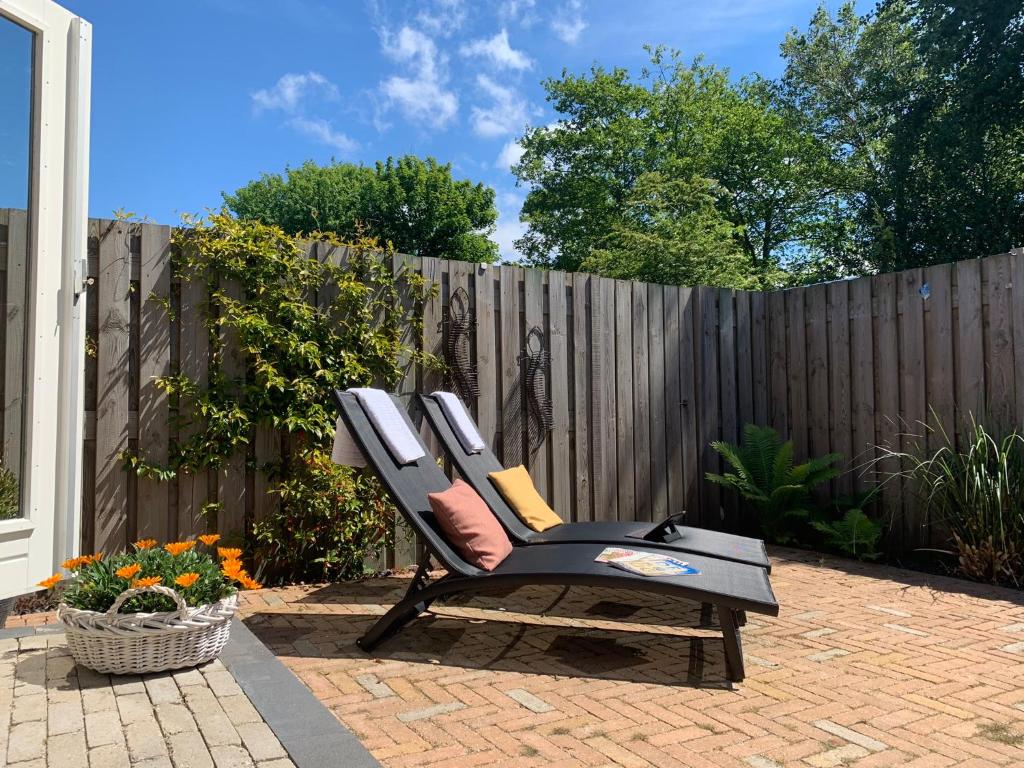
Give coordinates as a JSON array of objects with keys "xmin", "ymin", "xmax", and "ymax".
[
  {"xmin": 499, "ymin": 0, "xmax": 537, "ymax": 26},
  {"xmin": 496, "ymin": 139, "xmax": 525, "ymax": 170},
  {"xmin": 287, "ymin": 116, "xmax": 357, "ymax": 154},
  {"xmin": 469, "ymin": 75, "xmax": 532, "ymax": 138},
  {"xmin": 415, "ymin": 0, "xmax": 466, "ymax": 37},
  {"xmin": 251, "ymin": 71, "xmax": 338, "ymax": 113},
  {"xmin": 459, "ymin": 29, "xmax": 533, "ymax": 71},
  {"xmin": 551, "ymin": 0, "xmax": 586, "ymax": 44},
  {"xmin": 379, "ymin": 26, "xmax": 459, "ymax": 130}
]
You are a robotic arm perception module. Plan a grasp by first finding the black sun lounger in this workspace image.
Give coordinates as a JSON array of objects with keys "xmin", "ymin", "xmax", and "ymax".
[
  {"xmin": 335, "ymin": 390, "xmax": 779, "ymax": 682},
  {"xmin": 419, "ymin": 393, "xmax": 770, "ymax": 571}
]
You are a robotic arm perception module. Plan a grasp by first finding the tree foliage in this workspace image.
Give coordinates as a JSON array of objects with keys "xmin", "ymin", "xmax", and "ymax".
[
  {"xmin": 224, "ymin": 156, "xmax": 499, "ymax": 263},
  {"xmin": 513, "ymin": 3, "xmax": 1024, "ymax": 284}
]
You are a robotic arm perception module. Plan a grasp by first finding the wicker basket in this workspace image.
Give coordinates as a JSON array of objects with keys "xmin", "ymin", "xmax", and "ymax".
[{"xmin": 57, "ymin": 584, "xmax": 237, "ymax": 675}]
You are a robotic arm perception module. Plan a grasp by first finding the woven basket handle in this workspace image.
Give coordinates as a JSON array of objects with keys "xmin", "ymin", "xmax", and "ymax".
[{"xmin": 106, "ymin": 584, "xmax": 189, "ymax": 620}]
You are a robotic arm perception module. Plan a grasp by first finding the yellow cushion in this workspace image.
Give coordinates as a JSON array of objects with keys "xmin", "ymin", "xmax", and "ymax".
[{"xmin": 488, "ymin": 465, "xmax": 563, "ymax": 532}]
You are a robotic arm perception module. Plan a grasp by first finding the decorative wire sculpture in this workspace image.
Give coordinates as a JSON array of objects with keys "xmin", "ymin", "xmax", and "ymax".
[
  {"xmin": 523, "ymin": 326, "xmax": 553, "ymax": 453},
  {"xmin": 441, "ymin": 286, "xmax": 479, "ymax": 403}
]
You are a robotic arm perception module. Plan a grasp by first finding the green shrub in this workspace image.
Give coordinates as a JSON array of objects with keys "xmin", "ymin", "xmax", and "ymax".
[
  {"xmin": 811, "ymin": 493, "xmax": 883, "ymax": 561},
  {"xmin": 875, "ymin": 418, "xmax": 1024, "ymax": 585},
  {"xmin": 707, "ymin": 424, "xmax": 841, "ymax": 544},
  {"xmin": 124, "ymin": 212, "xmax": 433, "ymax": 583},
  {"xmin": 0, "ymin": 463, "xmax": 17, "ymax": 520}
]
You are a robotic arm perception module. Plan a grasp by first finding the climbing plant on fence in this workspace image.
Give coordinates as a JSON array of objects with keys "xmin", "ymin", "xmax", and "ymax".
[{"xmin": 123, "ymin": 212, "xmax": 434, "ymax": 583}]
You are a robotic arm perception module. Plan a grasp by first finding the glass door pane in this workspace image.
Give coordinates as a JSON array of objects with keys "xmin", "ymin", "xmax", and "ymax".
[{"xmin": 0, "ymin": 14, "xmax": 34, "ymax": 520}]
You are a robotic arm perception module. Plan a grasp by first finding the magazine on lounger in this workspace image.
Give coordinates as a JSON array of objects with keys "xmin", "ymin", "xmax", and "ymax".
[{"xmin": 594, "ymin": 547, "xmax": 700, "ymax": 577}]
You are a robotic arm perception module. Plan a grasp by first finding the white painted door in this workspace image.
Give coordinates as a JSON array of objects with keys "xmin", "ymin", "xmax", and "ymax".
[{"xmin": 0, "ymin": 0, "xmax": 90, "ymax": 600}]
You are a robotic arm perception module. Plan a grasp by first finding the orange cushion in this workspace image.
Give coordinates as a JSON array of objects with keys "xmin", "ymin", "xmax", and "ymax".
[
  {"xmin": 427, "ymin": 479, "xmax": 513, "ymax": 571},
  {"xmin": 488, "ymin": 465, "xmax": 563, "ymax": 532}
]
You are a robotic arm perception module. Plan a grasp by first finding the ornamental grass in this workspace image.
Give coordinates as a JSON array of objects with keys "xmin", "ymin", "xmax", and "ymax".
[{"xmin": 39, "ymin": 536, "xmax": 261, "ymax": 614}]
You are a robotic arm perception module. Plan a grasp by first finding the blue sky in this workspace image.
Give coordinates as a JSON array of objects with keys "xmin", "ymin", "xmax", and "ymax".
[{"xmin": 35, "ymin": 0, "xmax": 865, "ymax": 260}]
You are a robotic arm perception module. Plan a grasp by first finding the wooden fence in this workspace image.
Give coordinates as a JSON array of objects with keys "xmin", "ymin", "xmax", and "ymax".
[{"xmin": 6, "ymin": 211, "xmax": 1019, "ymax": 559}]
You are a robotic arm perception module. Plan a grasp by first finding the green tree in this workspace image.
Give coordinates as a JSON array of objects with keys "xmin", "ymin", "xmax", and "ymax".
[
  {"xmin": 581, "ymin": 172, "xmax": 760, "ymax": 287},
  {"xmin": 224, "ymin": 156, "xmax": 499, "ymax": 263},
  {"xmin": 513, "ymin": 48, "xmax": 832, "ymax": 286},
  {"xmin": 780, "ymin": 1, "xmax": 1024, "ymax": 273}
]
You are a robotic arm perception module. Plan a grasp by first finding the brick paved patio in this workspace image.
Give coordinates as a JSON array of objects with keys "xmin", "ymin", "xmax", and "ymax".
[
  {"xmin": 0, "ymin": 631, "xmax": 295, "ymax": 768},
  {"xmin": 238, "ymin": 548, "xmax": 1024, "ymax": 767}
]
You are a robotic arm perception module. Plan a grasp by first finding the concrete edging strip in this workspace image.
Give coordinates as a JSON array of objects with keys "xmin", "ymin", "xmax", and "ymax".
[{"xmin": 220, "ymin": 618, "xmax": 381, "ymax": 768}]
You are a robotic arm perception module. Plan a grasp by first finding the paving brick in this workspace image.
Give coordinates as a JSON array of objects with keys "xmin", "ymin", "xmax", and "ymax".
[
  {"xmin": 144, "ymin": 673, "xmax": 184, "ymax": 705},
  {"xmin": 209, "ymin": 744, "xmax": 256, "ymax": 768},
  {"xmin": 6, "ymin": 719, "xmax": 46, "ymax": 763},
  {"xmin": 218, "ymin": 694, "xmax": 262, "ymax": 726},
  {"xmin": 235, "ymin": 722, "xmax": 288, "ymax": 762},
  {"xmin": 155, "ymin": 702, "xmax": 199, "ymax": 735},
  {"xmin": 48, "ymin": 729, "xmax": 89, "ymax": 768},
  {"xmin": 48, "ymin": 697, "xmax": 85, "ymax": 735},
  {"xmin": 125, "ymin": 717, "xmax": 170, "ymax": 761},
  {"xmin": 183, "ymin": 686, "xmax": 241, "ymax": 747},
  {"xmin": 168, "ymin": 731, "xmax": 216, "ymax": 768},
  {"xmin": 85, "ymin": 708, "xmax": 126, "ymax": 748}
]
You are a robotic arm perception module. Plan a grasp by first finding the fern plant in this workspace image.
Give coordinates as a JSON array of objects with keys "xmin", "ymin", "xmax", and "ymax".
[
  {"xmin": 812, "ymin": 508, "xmax": 883, "ymax": 560},
  {"xmin": 707, "ymin": 424, "xmax": 841, "ymax": 544}
]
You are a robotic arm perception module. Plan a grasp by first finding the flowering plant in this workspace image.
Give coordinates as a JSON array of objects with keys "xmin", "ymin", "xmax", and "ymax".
[{"xmin": 39, "ymin": 535, "xmax": 261, "ymax": 614}]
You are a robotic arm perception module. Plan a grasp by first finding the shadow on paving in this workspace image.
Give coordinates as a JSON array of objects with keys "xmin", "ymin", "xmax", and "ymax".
[
  {"xmin": 243, "ymin": 602, "xmax": 735, "ymax": 690},
  {"xmin": 286, "ymin": 578, "xmax": 725, "ymax": 631}
]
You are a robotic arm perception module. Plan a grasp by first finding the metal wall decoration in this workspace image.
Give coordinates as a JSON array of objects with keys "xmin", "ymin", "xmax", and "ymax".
[
  {"xmin": 441, "ymin": 286, "xmax": 479, "ymax": 403},
  {"xmin": 523, "ymin": 326, "xmax": 553, "ymax": 453}
]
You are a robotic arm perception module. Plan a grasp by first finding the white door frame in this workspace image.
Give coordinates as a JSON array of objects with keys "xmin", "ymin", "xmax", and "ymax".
[{"xmin": 0, "ymin": 0, "xmax": 90, "ymax": 600}]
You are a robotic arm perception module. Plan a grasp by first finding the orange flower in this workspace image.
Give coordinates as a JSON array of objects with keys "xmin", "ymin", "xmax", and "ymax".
[
  {"xmin": 88, "ymin": 553, "xmax": 103, "ymax": 563},
  {"xmin": 221, "ymin": 558, "xmax": 244, "ymax": 579},
  {"xmin": 62, "ymin": 555, "xmax": 91, "ymax": 570},
  {"xmin": 237, "ymin": 575, "xmax": 262, "ymax": 590},
  {"xmin": 198, "ymin": 534, "xmax": 221, "ymax": 546},
  {"xmin": 164, "ymin": 541, "xmax": 196, "ymax": 556},
  {"xmin": 174, "ymin": 572, "xmax": 200, "ymax": 589},
  {"xmin": 217, "ymin": 547, "xmax": 242, "ymax": 560},
  {"xmin": 115, "ymin": 563, "xmax": 142, "ymax": 580},
  {"xmin": 134, "ymin": 538, "xmax": 157, "ymax": 550},
  {"xmin": 38, "ymin": 573, "xmax": 63, "ymax": 590},
  {"xmin": 132, "ymin": 576, "xmax": 162, "ymax": 588}
]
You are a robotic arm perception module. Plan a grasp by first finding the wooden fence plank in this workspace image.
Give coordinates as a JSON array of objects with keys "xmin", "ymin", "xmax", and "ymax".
[
  {"xmin": 572, "ymin": 275, "xmax": 592, "ymax": 521},
  {"xmin": 827, "ymin": 280, "xmax": 852, "ymax": 496},
  {"xmin": 849, "ymin": 276, "xmax": 875, "ymax": 493},
  {"xmin": 1012, "ymin": 251, "xmax": 1024, "ymax": 432},
  {"xmin": 591, "ymin": 277, "xmax": 617, "ymax": 520},
  {"xmin": 786, "ymin": 289, "xmax": 808, "ymax": 458},
  {"xmin": 735, "ymin": 290, "xmax": 754, "ymax": 430},
  {"xmin": 663, "ymin": 285, "xmax": 683, "ymax": 518},
  {"xmin": 898, "ymin": 268, "xmax": 927, "ymax": 545},
  {"xmin": 874, "ymin": 272, "xmax": 901, "ymax": 551},
  {"xmin": 524, "ymin": 267, "xmax": 548, "ymax": 497},
  {"xmin": 924, "ymin": 264, "xmax": 955, "ymax": 449},
  {"xmin": 500, "ymin": 265, "xmax": 523, "ymax": 469},
  {"xmin": 767, "ymin": 290, "xmax": 789, "ymax": 437},
  {"xmin": 473, "ymin": 264, "xmax": 498, "ymax": 450},
  {"xmin": 95, "ymin": 221, "xmax": 132, "ymax": 553},
  {"xmin": 631, "ymin": 282, "xmax": 651, "ymax": 521},
  {"xmin": 420, "ymin": 257, "xmax": 444, "ymax": 458},
  {"xmin": 751, "ymin": 291, "xmax": 769, "ymax": 428},
  {"xmin": 648, "ymin": 284, "xmax": 668, "ymax": 522},
  {"xmin": 717, "ymin": 288, "xmax": 738, "ymax": 529},
  {"xmin": 805, "ymin": 283, "xmax": 829, "ymax": 464},
  {"xmin": 137, "ymin": 225, "xmax": 172, "ymax": 542},
  {"xmin": 678, "ymin": 287, "xmax": 700, "ymax": 519},
  {"xmin": 547, "ymin": 270, "xmax": 571, "ymax": 519},
  {"xmin": 614, "ymin": 280, "xmax": 635, "ymax": 520},
  {"xmin": 955, "ymin": 259, "xmax": 984, "ymax": 437},
  {"xmin": 696, "ymin": 287, "xmax": 720, "ymax": 524},
  {"xmin": 983, "ymin": 254, "xmax": 1015, "ymax": 430}
]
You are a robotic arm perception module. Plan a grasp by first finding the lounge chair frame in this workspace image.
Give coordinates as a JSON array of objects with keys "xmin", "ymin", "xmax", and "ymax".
[
  {"xmin": 419, "ymin": 392, "xmax": 771, "ymax": 571},
  {"xmin": 335, "ymin": 391, "xmax": 778, "ymax": 682}
]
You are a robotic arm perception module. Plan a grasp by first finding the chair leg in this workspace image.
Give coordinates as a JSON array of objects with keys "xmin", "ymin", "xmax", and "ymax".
[
  {"xmin": 718, "ymin": 606, "xmax": 745, "ymax": 683},
  {"xmin": 699, "ymin": 602, "xmax": 714, "ymax": 627},
  {"xmin": 358, "ymin": 555, "xmax": 443, "ymax": 652}
]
